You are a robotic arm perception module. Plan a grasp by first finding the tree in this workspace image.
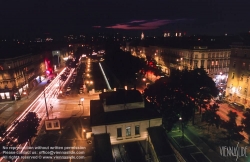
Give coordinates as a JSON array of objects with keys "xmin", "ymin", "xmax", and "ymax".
[
  {"xmin": 0, "ymin": 124, "xmax": 7, "ymax": 137},
  {"xmin": 241, "ymin": 108, "xmax": 250, "ymax": 144},
  {"xmin": 203, "ymin": 103, "xmax": 221, "ymax": 133},
  {"xmin": 221, "ymin": 111, "xmax": 244, "ymax": 145},
  {"xmin": 104, "ymin": 49, "xmax": 146, "ymax": 87},
  {"xmin": 10, "ymin": 112, "xmax": 41, "ymax": 146},
  {"xmin": 144, "ymin": 68, "xmax": 218, "ymax": 131},
  {"xmin": 181, "ymin": 68, "xmax": 218, "ymax": 124}
]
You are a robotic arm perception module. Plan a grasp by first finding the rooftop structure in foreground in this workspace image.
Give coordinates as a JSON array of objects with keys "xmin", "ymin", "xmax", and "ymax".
[{"xmin": 90, "ymin": 89, "xmax": 181, "ymax": 162}]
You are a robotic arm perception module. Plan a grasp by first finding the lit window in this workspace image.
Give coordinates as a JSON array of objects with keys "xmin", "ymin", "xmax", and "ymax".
[
  {"xmin": 212, "ymin": 61, "xmax": 214, "ymax": 66},
  {"xmin": 47, "ymin": 122, "xmax": 52, "ymax": 128},
  {"xmin": 201, "ymin": 60, "xmax": 204, "ymax": 68},
  {"xmin": 135, "ymin": 125, "xmax": 140, "ymax": 135},
  {"xmin": 215, "ymin": 61, "xmax": 218, "ymax": 65},
  {"xmin": 194, "ymin": 61, "xmax": 198, "ymax": 68},
  {"xmin": 117, "ymin": 128, "xmax": 122, "ymax": 138},
  {"xmin": 126, "ymin": 127, "xmax": 131, "ymax": 136},
  {"xmin": 54, "ymin": 122, "xmax": 59, "ymax": 128}
]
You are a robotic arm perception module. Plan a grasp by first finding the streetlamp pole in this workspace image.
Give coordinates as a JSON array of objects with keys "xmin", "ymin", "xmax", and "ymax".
[
  {"xmin": 44, "ymin": 87, "xmax": 49, "ymax": 119},
  {"xmin": 179, "ymin": 116, "xmax": 184, "ymax": 139},
  {"xmin": 81, "ymin": 98, "xmax": 84, "ymax": 113}
]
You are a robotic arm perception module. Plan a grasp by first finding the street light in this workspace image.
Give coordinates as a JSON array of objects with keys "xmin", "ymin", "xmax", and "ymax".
[
  {"xmin": 50, "ymin": 104, "xmax": 53, "ymax": 117},
  {"xmin": 44, "ymin": 86, "xmax": 49, "ymax": 119},
  {"xmin": 82, "ymin": 129, "xmax": 86, "ymax": 139},
  {"xmin": 179, "ymin": 116, "xmax": 184, "ymax": 139},
  {"xmin": 78, "ymin": 98, "xmax": 84, "ymax": 112},
  {"xmin": 81, "ymin": 98, "xmax": 84, "ymax": 105}
]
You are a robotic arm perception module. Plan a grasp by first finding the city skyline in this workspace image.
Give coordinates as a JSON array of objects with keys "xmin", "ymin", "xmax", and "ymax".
[{"xmin": 1, "ymin": 0, "xmax": 250, "ymax": 37}]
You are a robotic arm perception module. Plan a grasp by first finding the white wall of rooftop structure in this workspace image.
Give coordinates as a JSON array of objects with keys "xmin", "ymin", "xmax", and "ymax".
[{"xmin": 92, "ymin": 118, "xmax": 162, "ymax": 145}]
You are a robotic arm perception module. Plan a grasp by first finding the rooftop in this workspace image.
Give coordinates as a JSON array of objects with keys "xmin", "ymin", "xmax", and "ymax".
[
  {"xmin": 147, "ymin": 126, "xmax": 178, "ymax": 162},
  {"xmin": 90, "ymin": 100, "xmax": 161, "ymax": 126},
  {"xmin": 0, "ymin": 42, "xmax": 66, "ymax": 59},
  {"xmin": 0, "ymin": 43, "xmax": 32, "ymax": 59},
  {"xmin": 99, "ymin": 89, "xmax": 143, "ymax": 105},
  {"xmin": 93, "ymin": 133, "xmax": 114, "ymax": 162}
]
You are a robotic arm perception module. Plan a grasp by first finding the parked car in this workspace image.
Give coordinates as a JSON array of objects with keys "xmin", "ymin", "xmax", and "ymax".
[
  {"xmin": 14, "ymin": 93, "xmax": 21, "ymax": 101},
  {"xmin": 66, "ymin": 87, "xmax": 71, "ymax": 91},
  {"xmin": 229, "ymin": 102, "xmax": 245, "ymax": 111},
  {"xmin": 79, "ymin": 87, "xmax": 83, "ymax": 94}
]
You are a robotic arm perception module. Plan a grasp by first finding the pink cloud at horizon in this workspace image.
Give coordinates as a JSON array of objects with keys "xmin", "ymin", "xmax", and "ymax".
[
  {"xmin": 105, "ymin": 19, "xmax": 185, "ymax": 30},
  {"xmin": 129, "ymin": 20, "xmax": 146, "ymax": 23},
  {"xmin": 106, "ymin": 24, "xmax": 157, "ymax": 30}
]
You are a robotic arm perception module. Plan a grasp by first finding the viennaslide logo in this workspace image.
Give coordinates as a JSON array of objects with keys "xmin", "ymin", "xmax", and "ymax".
[{"xmin": 219, "ymin": 142, "xmax": 247, "ymax": 161}]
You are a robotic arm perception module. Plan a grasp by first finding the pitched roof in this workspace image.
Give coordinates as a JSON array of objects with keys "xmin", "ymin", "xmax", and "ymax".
[{"xmin": 90, "ymin": 100, "xmax": 161, "ymax": 126}]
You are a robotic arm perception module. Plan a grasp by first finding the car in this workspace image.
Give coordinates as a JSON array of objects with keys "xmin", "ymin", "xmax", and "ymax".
[
  {"xmin": 79, "ymin": 87, "xmax": 83, "ymax": 94},
  {"xmin": 47, "ymin": 80, "xmax": 51, "ymax": 84},
  {"xmin": 229, "ymin": 102, "xmax": 245, "ymax": 111},
  {"xmin": 14, "ymin": 93, "xmax": 21, "ymax": 100},
  {"xmin": 66, "ymin": 87, "xmax": 71, "ymax": 91}
]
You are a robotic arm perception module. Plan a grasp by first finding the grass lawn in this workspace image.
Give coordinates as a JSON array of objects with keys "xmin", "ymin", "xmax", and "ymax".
[{"xmin": 172, "ymin": 136, "xmax": 194, "ymax": 148}]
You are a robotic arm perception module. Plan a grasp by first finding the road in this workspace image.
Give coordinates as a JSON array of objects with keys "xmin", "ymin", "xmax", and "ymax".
[
  {"xmin": 0, "ymin": 57, "xmax": 104, "ymax": 162},
  {"xmin": 217, "ymin": 102, "xmax": 249, "ymax": 144}
]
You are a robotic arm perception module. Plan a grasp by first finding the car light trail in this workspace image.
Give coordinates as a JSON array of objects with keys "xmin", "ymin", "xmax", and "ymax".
[
  {"xmin": 0, "ymin": 67, "xmax": 72, "ymax": 162},
  {"xmin": 99, "ymin": 62, "xmax": 111, "ymax": 90}
]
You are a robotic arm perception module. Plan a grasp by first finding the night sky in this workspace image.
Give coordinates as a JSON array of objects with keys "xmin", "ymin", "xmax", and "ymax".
[{"xmin": 1, "ymin": 0, "xmax": 250, "ymax": 37}]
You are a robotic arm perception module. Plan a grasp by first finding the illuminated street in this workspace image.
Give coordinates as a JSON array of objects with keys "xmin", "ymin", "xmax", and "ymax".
[
  {"xmin": 217, "ymin": 103, "xmax": 249, "ymax": 144},
  {"xmin": 0, "ymin": 55, "xmax": 103, "ymax": 162}
]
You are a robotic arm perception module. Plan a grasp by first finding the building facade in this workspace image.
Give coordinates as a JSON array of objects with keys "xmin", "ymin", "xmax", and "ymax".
[
  {"xmin": 124, "ymin": 44, "xmax": 230, "ymax": 83},
  {"xmin": 226, "ymin": 43, "xmax": 250, "ymax": 107},
  {"xmin": 0, "ymin": 54, "xmax": 46, "ymax": 101}
]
